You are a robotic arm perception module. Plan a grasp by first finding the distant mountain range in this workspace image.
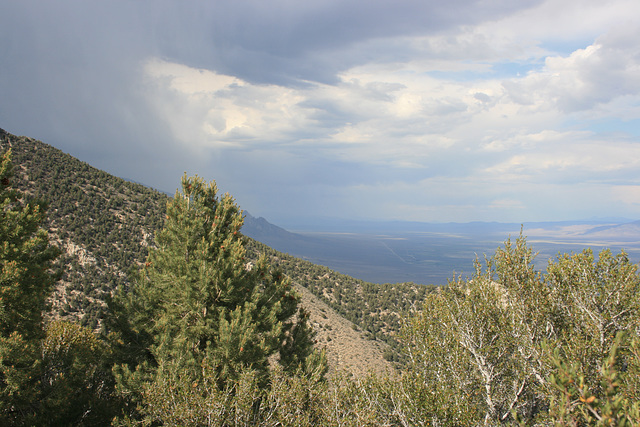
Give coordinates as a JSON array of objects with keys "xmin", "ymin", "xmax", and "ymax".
[
  {"xmin": 243, "ymin": 212, "xmax": 640, "ymax": 285},
  {"xmin": 569, "ymin": 220, "xmax": 640, "ymax": 240}
]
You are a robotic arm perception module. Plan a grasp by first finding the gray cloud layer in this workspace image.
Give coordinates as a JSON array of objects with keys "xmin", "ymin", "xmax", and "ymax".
[{"xmin": 1, "ymin": 0, "xmax": 639, "ymax": 224}]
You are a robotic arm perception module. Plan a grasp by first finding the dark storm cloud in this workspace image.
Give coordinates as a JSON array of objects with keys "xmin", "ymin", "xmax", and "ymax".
[
  {"xmin": 0, "ymin": 2, "xmax": 195, "ymax": 190},
  {"xmin": 0, "ymin": 0, "xmax": 540, "ymax": 183},
  {"xmin": 153, "ymin": 0, "xmax": 543, "ymax": 84},
  {"xmin": 2, "ymin": 0, "xmax": 544, "ymax": 86},
  {"xmin": 2, "ymin": 0, "xmax": 638, "ymax": 224}
]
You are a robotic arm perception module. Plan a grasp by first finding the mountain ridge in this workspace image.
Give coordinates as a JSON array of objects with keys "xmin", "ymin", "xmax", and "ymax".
[
  {"xmin": 250, "ymin": 215, "xmax": 640, "ymax": 285},
  {"xmin": 0, "ymin": 128, "xmax": 429, "ymax": 373}
]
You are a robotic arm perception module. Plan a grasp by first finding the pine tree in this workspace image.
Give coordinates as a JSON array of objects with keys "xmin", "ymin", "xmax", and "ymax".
[
  {"xmin": 0, "ymin": 149, "xmax": 60, "ymax": 422},
  {"xmin": 112, "ymin": 175, "xmax": 322, "ymax": 421}
]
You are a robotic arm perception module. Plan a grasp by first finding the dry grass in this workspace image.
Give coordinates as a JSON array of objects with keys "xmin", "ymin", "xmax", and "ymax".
[{"xmin": 295, "ymin": 284, "xmax": 394, "ymax": 378}]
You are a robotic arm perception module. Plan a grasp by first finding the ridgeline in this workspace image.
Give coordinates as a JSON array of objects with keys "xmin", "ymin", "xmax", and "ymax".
[{"xmin": 0, "ymin": 128, "xmax": 432, "ymax": 372}]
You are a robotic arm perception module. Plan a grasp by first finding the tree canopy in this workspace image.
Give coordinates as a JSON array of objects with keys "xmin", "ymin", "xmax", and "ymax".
[
  {"xmin": 111, "ymin": 175, "xmax": 324, "ymax": 422},
  {"xmin": 401, "ymin": 233, "xmax": 640, "ymax": 425}
]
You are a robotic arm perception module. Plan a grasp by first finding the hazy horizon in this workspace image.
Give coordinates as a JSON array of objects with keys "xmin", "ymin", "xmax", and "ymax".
[{"xmin": 242, "ymin": 213, "xmax": 640, "ymax": 285}]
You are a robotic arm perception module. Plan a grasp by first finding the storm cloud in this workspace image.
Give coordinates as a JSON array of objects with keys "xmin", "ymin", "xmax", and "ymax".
[{"xmin": 1, "ymin": 0, "xmax": 639, "ymax": 225}]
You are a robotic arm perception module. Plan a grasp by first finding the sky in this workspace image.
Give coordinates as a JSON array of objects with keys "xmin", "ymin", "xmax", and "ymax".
[{"xmin": 1, "ymin": 0, "xmax": 640, "ymax": 227}]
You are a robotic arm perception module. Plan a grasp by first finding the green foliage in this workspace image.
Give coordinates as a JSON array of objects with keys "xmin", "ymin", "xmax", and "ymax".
[
  {"xmin": 0, "ymin": 149, "xmax": 118, "ymax": 425},
  {"xmin": 120, "ymin": 364, "xmax": 326, "ymax": 426},
  {"xmin": 402, "ymin": 232, "xmax": 640, "ymax": 424},
  {"xmin": 546, "ymin": 248, "xmax": 640, "ymax": 385},
  {"xmin": 112, "ymin": 175, "xmax": 323, "ymax": 420},
  {"xmin": 403, "ymin": 234, "xmax": 550, "ymax": 424},
  {"xmin": 547, "ymin": 331, "xmax": 640, "ymax": 425},
  {"xmin": 39, "ymin": 320, "xmax": 118, "ymax": 425},
  {"xmin": 0, "ymin": 149, "xmax": 61, "ymax": 339},
  {"xmin": 0, "ymin": 331, "xmax": 41, "ymax": 424},
  {"xmin": 0, "ymin": 149, "xmax": 61, "ymax": 423},
  {"xmin": 117, "ymin": 363, "xmax": 412, "ymax": 426},
  {"xmin": 0, "ymin": 130, "xmax": 168, "ymax": 329}
]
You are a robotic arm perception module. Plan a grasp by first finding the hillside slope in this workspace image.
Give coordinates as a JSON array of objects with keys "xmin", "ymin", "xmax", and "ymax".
[
  {"xmin": 0, "ymin": 128, "xmax": 168, "ymax": 329},
  {"xmin": 0, "ymin": 128, "xmax": 432, "ymax": 372}
]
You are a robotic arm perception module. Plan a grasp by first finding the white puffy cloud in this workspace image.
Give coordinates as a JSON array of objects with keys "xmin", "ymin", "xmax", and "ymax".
[
  {"xmin": 502, "ymin": 24, "xmax": 640, "ymax": 113},
  {"xmin": 143, "ymin": 59, "xmax": 320, "ymax": 149}
]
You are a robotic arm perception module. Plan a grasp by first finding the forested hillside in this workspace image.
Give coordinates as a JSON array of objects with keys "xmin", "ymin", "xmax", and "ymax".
[
  {"xmin": 0, "ymin": 129, "xmax": 167, "ymax": 330},
  {"xmin": 0, "ymin": 128, "xmax": 429, "ymax": 365}
]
